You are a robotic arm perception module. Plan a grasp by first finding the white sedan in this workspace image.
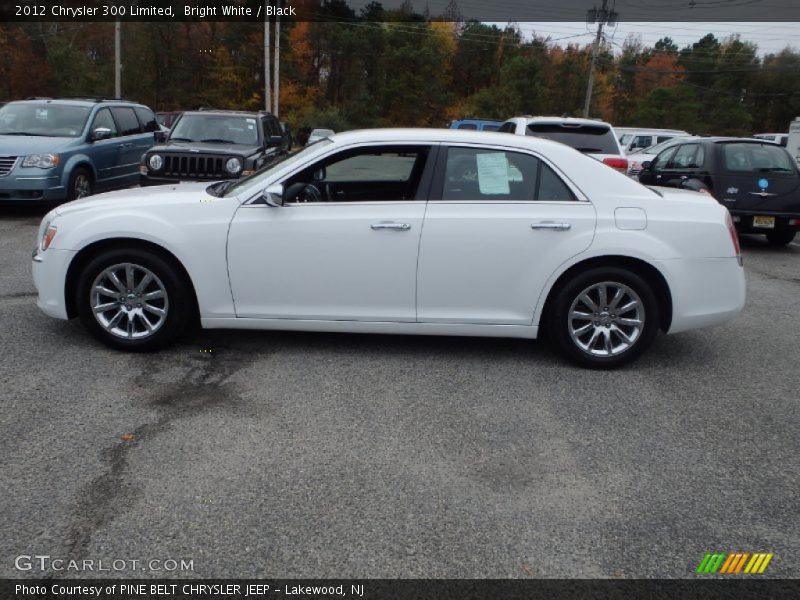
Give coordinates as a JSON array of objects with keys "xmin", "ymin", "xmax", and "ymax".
[{"xmin": 32, "ymin": 129, "xmax": 746, "ymax": 368}]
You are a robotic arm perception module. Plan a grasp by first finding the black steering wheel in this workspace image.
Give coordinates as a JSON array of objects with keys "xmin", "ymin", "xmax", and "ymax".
[{"xmin": 299, "ymin": 183, "xmax": 322, "ymax": 203}]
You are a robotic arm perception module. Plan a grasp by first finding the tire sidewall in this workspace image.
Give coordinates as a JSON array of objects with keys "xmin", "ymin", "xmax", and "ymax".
[
  {"xmin": 547, "ymin": 267, "xmax": 660, "ymax": 369},
  {"xmin": 67, "ymin": 167, "xmax": 93, "ymax": 202},
  {"xmin": 765, "ymin": 230, "xmax": 796, "ymax": 246},
  {"xmin": 76, "ymin": 248, "xmax": 189, "ymax": 351}
]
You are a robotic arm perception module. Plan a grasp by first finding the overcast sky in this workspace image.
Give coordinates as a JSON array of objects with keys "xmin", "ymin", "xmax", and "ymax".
[{"xmin": 510, "ymin": 22, "xmax": 798, "ymax": 56}]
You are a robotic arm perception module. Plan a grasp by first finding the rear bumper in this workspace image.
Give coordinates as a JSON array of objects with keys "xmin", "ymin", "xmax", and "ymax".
[
  {"xmin": 655, "ymin": 256, "xmax": 746, "ymax": 334},
  {"xmin": 729, "ymin": 210, "xmax": 800, "ymax": 232}
]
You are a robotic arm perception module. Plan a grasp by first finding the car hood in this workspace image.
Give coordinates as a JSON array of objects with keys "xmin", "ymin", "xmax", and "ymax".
[
  {"xmin": 0, "ymin": 135, "xmax": 77, "ymax": 154},
  {"xmin": 54, "ymin": 182, "xmax": 219, "ymax": 217},
  {"xmin": 150, "ymin": 141, "xmax": 260, "ymax": 157}
]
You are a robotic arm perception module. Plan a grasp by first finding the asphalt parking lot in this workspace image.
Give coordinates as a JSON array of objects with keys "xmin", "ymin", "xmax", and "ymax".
[{"xmin": 1, "ymin": 206, "xmax": 798, "ymax": 579}]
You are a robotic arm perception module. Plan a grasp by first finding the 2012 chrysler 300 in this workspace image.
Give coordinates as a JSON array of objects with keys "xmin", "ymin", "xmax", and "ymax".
[{"xmin": 32, "ymin": 129, "xmax": 746, "ymax": 368}]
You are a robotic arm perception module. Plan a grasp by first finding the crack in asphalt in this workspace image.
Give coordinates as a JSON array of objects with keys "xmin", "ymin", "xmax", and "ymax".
[
  {"xmin": 65, "ymin": 346, "xmax": 258, "ymax": 558},
  {"xmin": 745, "ymin": 266, "xmax": 800, "ymax": 286}
]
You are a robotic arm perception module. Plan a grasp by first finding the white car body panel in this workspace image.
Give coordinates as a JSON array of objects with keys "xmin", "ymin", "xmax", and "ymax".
[{"xmin": 32, "ymin": 128, "xmax": 745, "ymax": 348}]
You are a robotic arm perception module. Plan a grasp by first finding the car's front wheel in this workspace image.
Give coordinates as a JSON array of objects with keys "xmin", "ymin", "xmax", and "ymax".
[
  {"xmin": 76, "ymin": 248, "xmax": 192, "ymax": 351},
  {"xmin": 67, "ymin": 167, "xmax": 93, "ymax": 201},
  {"xmin": 546, "ymin": 267, "xmax": 660, "ymax": 369},
  {"xmin": 765, "ymin": 229, "xmax": 796, "ymax": 246}
]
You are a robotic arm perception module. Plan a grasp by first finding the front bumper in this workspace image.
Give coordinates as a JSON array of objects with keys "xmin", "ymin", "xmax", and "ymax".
[
  {"xmin": 32, "ymin": 247, "xmax": 76, "ymax": 319},
  {"xmin": 0, "ymin": 173, "xmax": 65, "ymax": 202},
  {"xmin": 655, "ymin": 256, "xmax": 746, "ymax": 334}
]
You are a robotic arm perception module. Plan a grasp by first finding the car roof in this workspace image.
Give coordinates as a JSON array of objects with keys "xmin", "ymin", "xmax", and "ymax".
[
  {"xmin": 510, "ymin": 115, "xmax": 615, "ymax": 127},
  {"xmin": 8, "ymin": 98, "xmax": 146, "ymax": 108},
  {"xmin": 184, "ymin": 110, "xmax": 262, "ymax": 117}
]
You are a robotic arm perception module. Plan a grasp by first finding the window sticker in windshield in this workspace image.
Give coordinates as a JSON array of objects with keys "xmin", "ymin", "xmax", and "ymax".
[
  {"xmin": 35, "ymin": 109, "xmax": 48, "ymax": 119},
  {"xmin": 476, "ymin": 152, "xmax": 510, "ymax": 194}
]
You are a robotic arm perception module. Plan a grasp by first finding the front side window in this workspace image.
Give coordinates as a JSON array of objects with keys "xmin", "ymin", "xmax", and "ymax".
[
  {"xmin": 282, "ymin": 145, "xmax": 430, "ymax": 203},
  {"xmin": 722, "ymin": 143, "xmax": 795, "ymax": 173},
  {"xmin": 499, "ymin": 122, "xmax": 516, "ymax": 134},
  {"xmin": 652, "ymin": 146, "xmax": 678, "ymax": 171},
  {"xmin": 457, "ymin": 123, "xmax": 478, "ymax": 130},
  {"xmin": 134, "ymin": 107, "xmax": 159, "ymax": 132},
  {"xmin": 440, "ymin": 147, "xmax": 575, "ymax": 201},
  {"xmin": 91, "ymin": 108, "xmax": 118, "ymax": 137},
  {"xmin": 669, "ymin": 144, "xmax": 704, "ymax": 169},
  {"xmin": 0, "ymin": 103, "xmax": 90, "ymax": 137}
]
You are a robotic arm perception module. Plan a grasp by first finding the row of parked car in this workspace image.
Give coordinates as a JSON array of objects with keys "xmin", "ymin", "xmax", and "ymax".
[{"xmin": 448, "ymin": 115, "xmax": 800, "ymax": 246}]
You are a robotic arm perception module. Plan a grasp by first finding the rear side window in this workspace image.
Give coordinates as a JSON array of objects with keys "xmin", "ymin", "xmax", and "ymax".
[
  {"xmin": 722, "ymin": 143, "xmax": 796, "ymax": 173},
  {"xmin": 441, "ymin": 147, "xmax": 575, "ymax": 201},
  {"xmin": 457, "ymin": 123, "xmax": 477, "ymax": 130},
  {"xmin": 499, "ymin": 122, "xmax": 516, "ymax": 134},
  {"xmin": 134, "ymin": 107, "xmax": 159, "ymax": 132},
  {"xmin": 483, "ymin": 124, "xmax": 500, "ymax": 132},
  {"xmin": 525, "ymin": 123, "xmax": 619, "ymax": 154},
  {"xmin": 110, "ymin": 107, "xmax": 142, "ymax": 136}
]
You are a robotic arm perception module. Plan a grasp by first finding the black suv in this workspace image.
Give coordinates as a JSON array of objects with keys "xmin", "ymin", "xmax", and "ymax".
[
  {"xmin": 638, "ymin": 137, "xmax": 800, "ymax": 246},
  {"xmin": 140, "ymin": 109, "xmax": 288, "ymax": 185}
]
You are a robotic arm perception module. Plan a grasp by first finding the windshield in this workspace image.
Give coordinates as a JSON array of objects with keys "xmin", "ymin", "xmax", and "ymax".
[
  {"xmin": 526, "ymin": 123, "xmax": 620, "ymax": 154},
  {"xmin": 634, "ymin": 137, "xmax": 689, "ymax": 155},
  {"xmin": 170, "ymin": 114, "xmax": 259, "ymax": 145},
  {"xmin": 0, "ymin": 103, "xmax": 91, "ymax": 137},
  {"xmin": 223, "ymin": 140, "xmax": 334, "ymax": 197}
]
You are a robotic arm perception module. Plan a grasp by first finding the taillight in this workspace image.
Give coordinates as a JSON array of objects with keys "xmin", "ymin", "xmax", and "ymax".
[
  {"xmin": 789, "ymin": 218, "xmax": 800, "ymax": 227},
  {"xmin": 602, "ymin": 157, "xmax": 628, "ymax": 173},
  {"xmin": 725, "ymin": 211, "xmax": 741, "ymax": 258}
]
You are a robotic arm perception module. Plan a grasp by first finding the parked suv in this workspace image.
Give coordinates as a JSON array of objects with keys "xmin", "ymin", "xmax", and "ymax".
[
  {"xmin": 448, "ymin": 119, "xmax": 504, "ymax": 132},
  {"xmin": 500, "ymin": 116, "xmax": 628, "ymax": 173},
  {"xmin": 638, "ymin": 137, "xmax": 800, "ymax": 245},
  {"xmin": 0, "ymin": 97, "xmax": 159, "ymax": 203},
  {"xmin": 140, "ymin": 109, "xmax": 288, "ymax": 185}
]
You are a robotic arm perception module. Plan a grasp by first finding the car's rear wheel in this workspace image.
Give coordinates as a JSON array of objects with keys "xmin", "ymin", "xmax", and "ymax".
[
  {"xmin": 546, "ymin": 267, "xmax": 660, "ymax": 369},
  {"xmin": 76, "ymin": 248, "xmax": 191, "ymax": 351},
  {"xmin": 765, "ymin": 230, "xmax": 796, "ymax": 246},
  {"xmin": 67, "ymin": 167, "xmax": 93, "ymax": 201}
]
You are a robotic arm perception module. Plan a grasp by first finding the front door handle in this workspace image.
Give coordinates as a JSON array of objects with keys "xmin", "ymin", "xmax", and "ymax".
[
  {"xmin": 371, "ymin": 223, "xmax": 411, "ymax": 231},
  {"xmin": 531, "ymin": 222, "xmax": 571, "ymax": 231}
]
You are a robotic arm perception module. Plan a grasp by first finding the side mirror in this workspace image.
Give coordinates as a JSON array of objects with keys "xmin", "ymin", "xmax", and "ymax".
[
  {"xmin": 91, "ymin": 127, "xmax": 112, "ymax": 142},
  {"xmin": 267, "ymin": 135, "xmax": 284, "ymax": 147},
  {"xmin": 154, "ymin": 130, "xmax": 168, "ymax": 143},
  {"xmin": 641, "ymin": 161, "xmax": 652, "ymax": 171},
  {"xmin": 261, "ymin": 183, "xmax": 284, "ymax": 207}
]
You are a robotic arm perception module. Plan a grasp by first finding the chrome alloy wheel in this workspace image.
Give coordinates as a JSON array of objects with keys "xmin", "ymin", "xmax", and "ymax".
[
  {"xmin": 90, "ymin": 263, "xmax": 169, "ymax": 340},
  {"xmin": 568, "ymin": 281, "xmax": 645, "ymax": 357}
]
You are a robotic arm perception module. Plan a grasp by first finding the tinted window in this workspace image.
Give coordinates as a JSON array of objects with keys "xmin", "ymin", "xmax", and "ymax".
[
  {"xmin": 0, "ymin": 102, "xmax": 90, "ymax": 137},
  {"xmin": 441, "ymin": 147, "xmax": 574, "ymax": 201},
  {"xmin": 326, "ymin": 152, "xmax": 419, "ymax": 182},
  {"xmin": 722, "ymin": 143, "xmax": 795, "ymax": 173},
  {"xmin": 134, "ymin": 107, "xmax": 159, "ymax": 132},
  {"xmin": 632, "ymin": 135, "xmax": 653, "ymax": 149},
  {"xmin": 457, "ymin": 123, "xmax": 478, "ymax": 130},
  {"xmin": 525, "ymin": 123, "xmax": 619, "ymax": 154},
  {"xmin": 483, "ymin": 124, "xmax": 501, "ymax": 132},
  {"xmin": 656, "ymin": 135, "xmax": 673, "ymax": 144},
  {"xmin": 91, "ymin": 108, "xmax": 118, "ymax": 136},
  {"xmin": 110, "ymin": 107, "xmax": 141, "ymax": 136},
  {"xmin": 652, "ymin": 146, "xmax": 678, "ymax": 170},
  {"xmin": 499, "ymin": 122, "xmax": 516, "ymax": 134}
]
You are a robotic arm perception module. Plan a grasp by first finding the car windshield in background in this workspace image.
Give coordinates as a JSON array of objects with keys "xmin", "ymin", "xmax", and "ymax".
[
  {"xmin": 0, "ymin": 103, "xmax": 91, "ymax": 137},
  {"xmin": 633, "ymin": 138, "xmax": 684, "ymax": 155},
  {"xmin": 222, "ymin": 139, "xmax": 333, "ymax": 198},
  {"xmin": 170, "ymin": 115, "xmax": 259, "ymax": 145},
  {"xmin": 722, "ymin": 142, "xmax": 796, "ymax": 173},
  {"xmin": 525, "ymin": 123, "xmax": 619, "ymax": 154}
]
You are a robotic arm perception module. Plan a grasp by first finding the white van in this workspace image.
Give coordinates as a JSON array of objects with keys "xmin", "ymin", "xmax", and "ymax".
[
  {"xmin": 788, "ymin": 118, "xmax": 800, "ymax": 165},
  {"xmin": 617, "ymin": 128, "xmax": 689, "ymax": 154},
  {"xmin": 753, "ymin": 132, "xmax": 789, "ymax": 146}
]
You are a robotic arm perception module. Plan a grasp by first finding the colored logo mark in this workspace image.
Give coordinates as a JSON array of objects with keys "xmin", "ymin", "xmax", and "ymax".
[
  {"xmin": 696, "ymin": 552, "xmax": 773, "ymax": 574},
  {"xmin": 758, "ymin": 178, "xmax": 769, "ymax": 190}
]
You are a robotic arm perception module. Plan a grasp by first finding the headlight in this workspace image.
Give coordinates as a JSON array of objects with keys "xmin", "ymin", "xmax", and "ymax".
[
  {"xmin": 225, "ymin": 157, "xmax": 243, "ymax": 174},
  {"xmin": 22, "ymin": 154, "xmax": 60, "ymax": 168},
  {"xmin": 148, "ymin": 154, "xmax": 163, "ymax": 171}
]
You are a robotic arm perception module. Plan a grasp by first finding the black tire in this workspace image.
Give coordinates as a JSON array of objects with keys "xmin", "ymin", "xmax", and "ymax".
[
  {"xmin": 765, "ymin": 230, "xmax": 796, "ymax": 246},
  {"xmin": 545, "ymin": 267, "xmax": 660, "ymax": 369},
  {"xmin": 67, "ymin": 167, "xmax": 93, "ymax": 201},
  {"xmin": 76, "ymin": 248, "xmax": 192, "ymax": 352}
]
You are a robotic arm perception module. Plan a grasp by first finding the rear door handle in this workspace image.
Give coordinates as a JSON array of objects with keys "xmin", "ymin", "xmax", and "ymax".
[
  {"xmin": 371, "ymin": 223, "xmax": 411, "ymax": 231},
  {"xmin": 531, "ymin": 222, "xmax": 571, "ymax": 231}
]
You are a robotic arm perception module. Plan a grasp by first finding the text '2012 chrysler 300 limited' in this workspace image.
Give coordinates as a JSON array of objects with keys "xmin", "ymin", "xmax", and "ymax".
[{"xmin": 32, "ymin": 129, "xmax": 746, "ymax": 368}]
